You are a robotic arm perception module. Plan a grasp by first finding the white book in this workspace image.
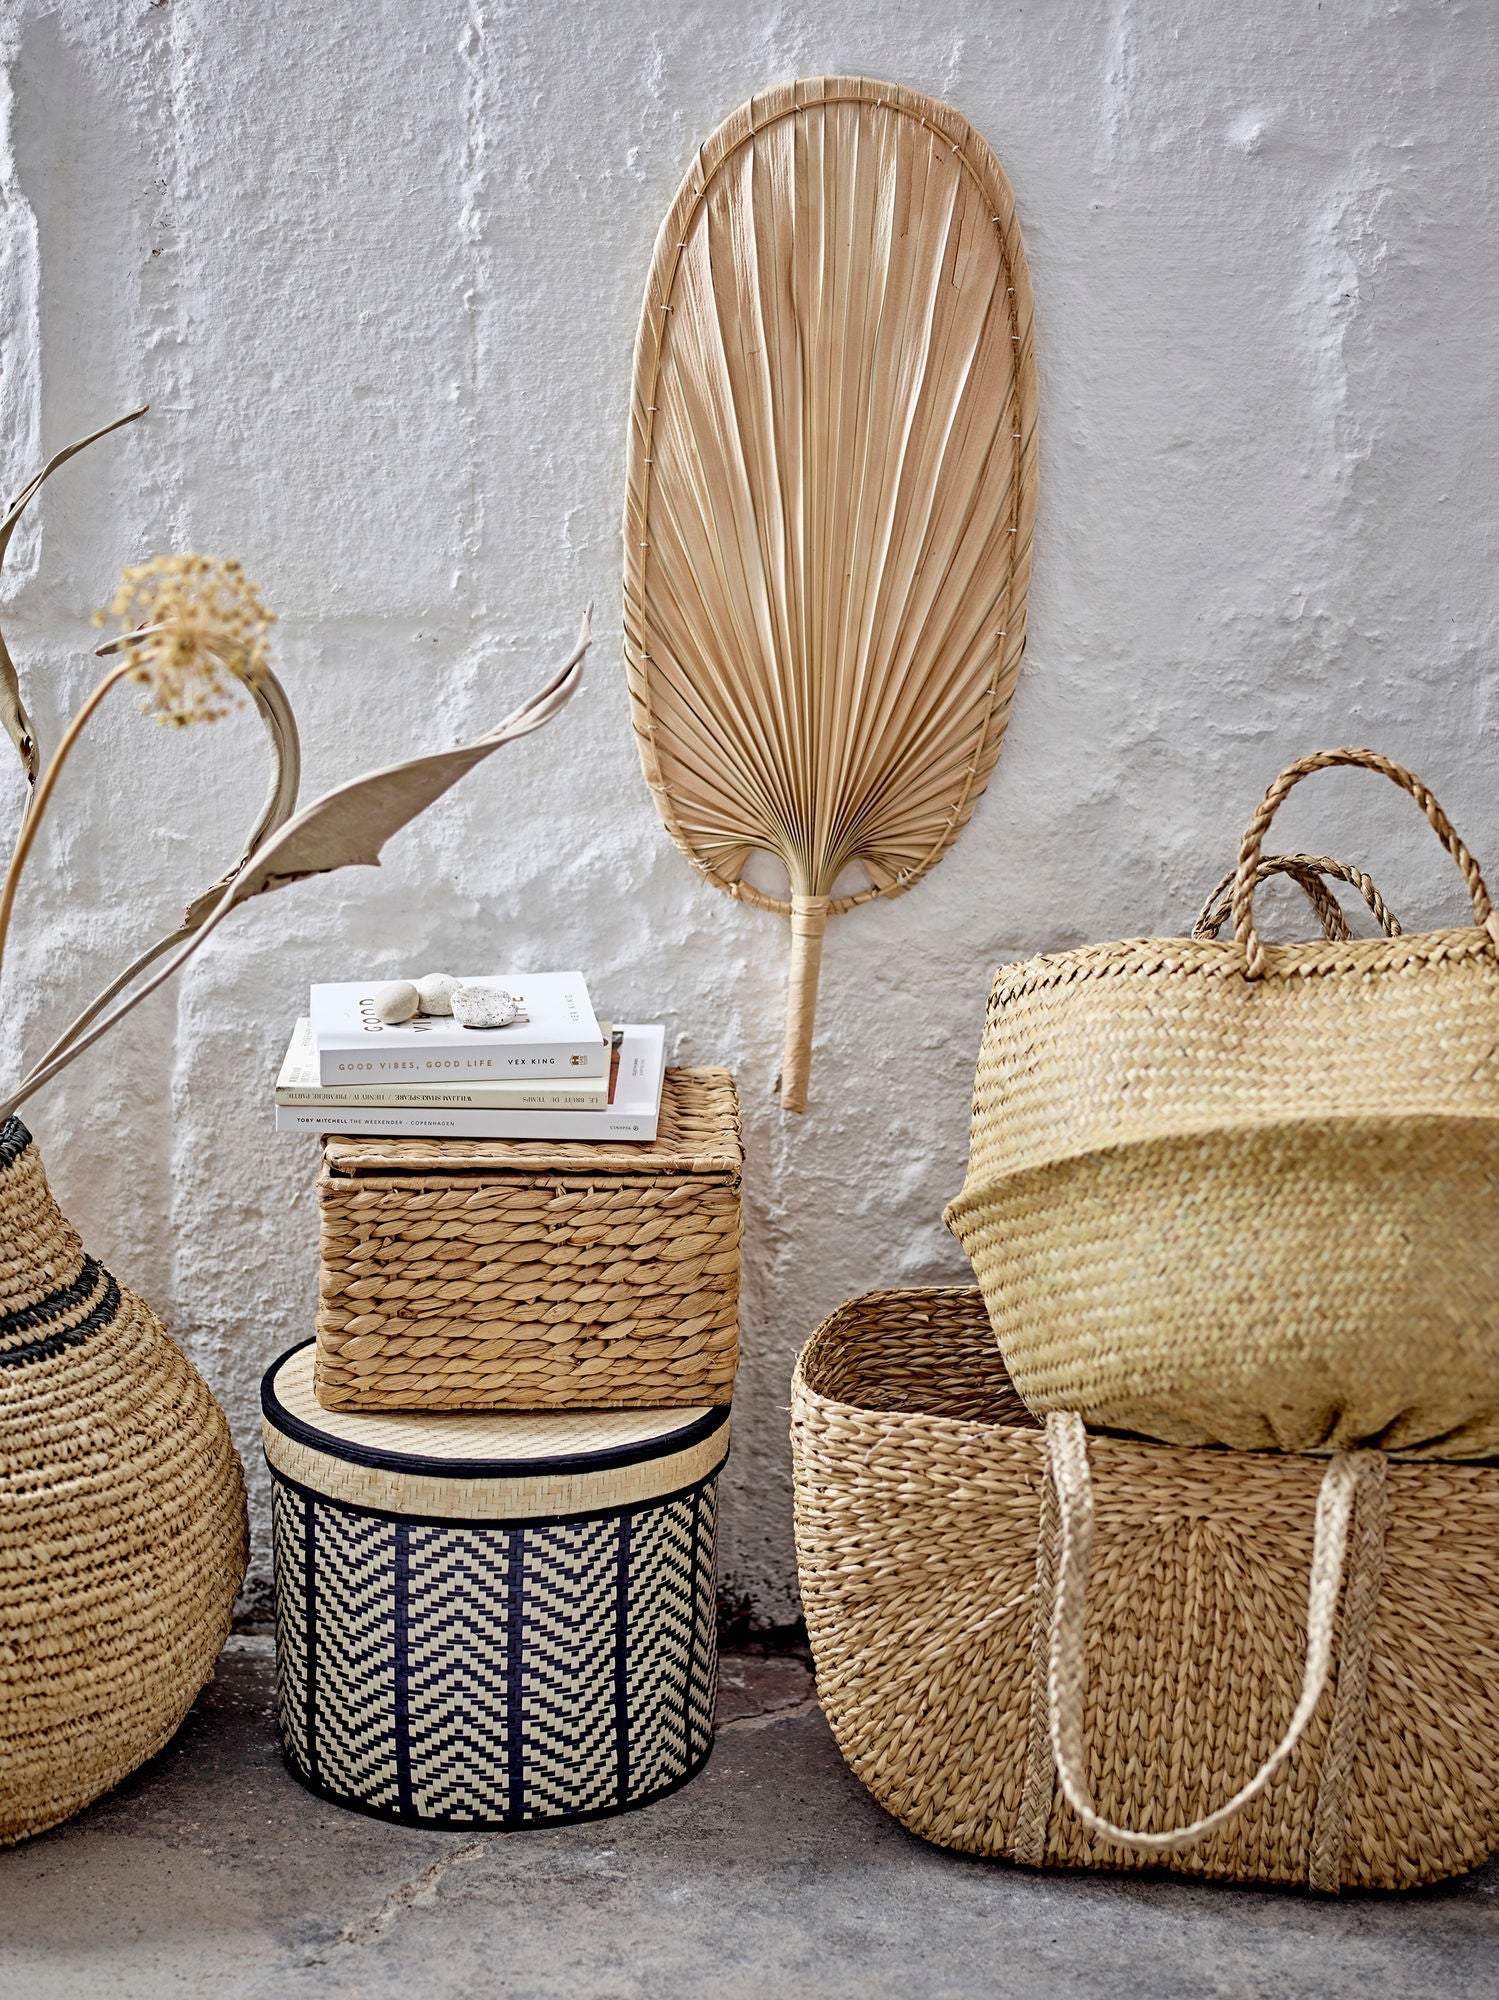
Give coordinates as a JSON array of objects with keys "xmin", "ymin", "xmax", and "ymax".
[
  {"xmin": 276, "ymin": 1025, "xmax": 667, "ymax": 1142},
  {"xmin": 276, "ymin": 1019, "xmax": 613, "ymax": 1110},
  {"xmin": 309, "ymin": 972, "xmax": 603, "ymax": 1086}
]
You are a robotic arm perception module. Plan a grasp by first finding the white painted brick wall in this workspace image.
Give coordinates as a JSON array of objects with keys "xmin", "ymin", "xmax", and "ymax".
[{"xmin": 3, "ymin": 0, "xmax": 1497, "ymax": 1621}]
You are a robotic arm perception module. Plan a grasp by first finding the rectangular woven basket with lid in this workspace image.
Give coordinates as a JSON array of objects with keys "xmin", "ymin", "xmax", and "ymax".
[{"xmin": 315, "ymin": 1067, "xmax": 741, "ymax": 1411}]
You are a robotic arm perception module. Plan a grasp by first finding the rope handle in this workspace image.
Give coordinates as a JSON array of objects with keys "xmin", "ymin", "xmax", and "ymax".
[
  {"xmin": 1193, "ymin": 852, "xmax": 1401, "ymax": 944},
  {"xmin": 1044, "ymin": 1412, "xmax": 1380, "ymax": 1855},
  {"xmin": 1231, "ymin": 748, "xmax": 1498, "ymax": 978}
]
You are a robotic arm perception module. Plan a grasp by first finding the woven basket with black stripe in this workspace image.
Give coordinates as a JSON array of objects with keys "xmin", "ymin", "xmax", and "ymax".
[{"xmin": 0, "ymin": 1116, "xmax": 247, "ymax": 1843}]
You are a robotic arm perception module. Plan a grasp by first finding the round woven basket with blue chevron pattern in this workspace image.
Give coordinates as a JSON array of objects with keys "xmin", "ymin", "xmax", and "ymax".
[{"xmin": 262, "ymin": 1340, "xmax": 727, "ymax": 1829}]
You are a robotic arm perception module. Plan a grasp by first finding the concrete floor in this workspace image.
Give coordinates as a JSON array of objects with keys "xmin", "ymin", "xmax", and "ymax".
[{"xmin": 1, "ymin": 1640, "xmax": 1495, "ymax": 1999}]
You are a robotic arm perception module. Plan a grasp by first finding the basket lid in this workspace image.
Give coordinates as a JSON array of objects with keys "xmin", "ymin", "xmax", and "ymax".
[{"xmin": 261, "ymin": 1340, "xmax": 730, "ymax": 1521}]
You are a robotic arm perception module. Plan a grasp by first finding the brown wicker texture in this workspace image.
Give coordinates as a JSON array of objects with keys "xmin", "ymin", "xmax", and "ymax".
[
  {"xmin": 314, "ymin": 1067, "xmax": 742, "ymax": 1410},
  {"xmin": 0, "ymin": 1118, "xmax": 247, "ymax": 1845},
  {"xmin": 623, "ymin": 75, "xmax": 1037, "ymax": 1112},
  {"xmin": 946, "ymin": 748, "xmax": 1499, "ymax": 1456},
  {"xmin": 791, "ymin": 1287, "xmax": 1499, "ymax": 1890}
]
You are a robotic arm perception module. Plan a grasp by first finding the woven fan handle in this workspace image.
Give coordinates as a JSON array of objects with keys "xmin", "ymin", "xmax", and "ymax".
[
  {"xmin": 780, "ymin": 895, "xmax": 829, "ymax": 1114},
  {"xmin": 1232, "ymin": 748, "xmax": 1498, "ymax": 978},
  {"xmin": 1044, "ymin": 1413, "xmax": 1381, "ymax": 1855},
  {"xmin": 1193, "ymin": 853, "xmax": 1401, "ymax": 944}
]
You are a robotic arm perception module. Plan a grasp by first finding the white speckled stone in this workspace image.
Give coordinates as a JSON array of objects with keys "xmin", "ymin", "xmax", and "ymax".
[
  {"xmin": 415, "ymin": 972, "xmax": 459, "ymax": 1016},
  {"xmin": 451, "ymin": 982, "xmax": 519, "ymax": 1028},
  {"xmin": 372, "ymin": 980, "xmax": 420, "ymax": 1024}
]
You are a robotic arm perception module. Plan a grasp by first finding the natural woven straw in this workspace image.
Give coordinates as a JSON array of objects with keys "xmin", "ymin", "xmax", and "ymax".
[
  {"xmin": 0, "ymin": 1118, "xmax": 247, "ymax": 1845},
  {"xmin": 791, "ymin": 1287, "xmax": 1499, "ymax": 1890},
  {"xmin": 1191, "ymin": 851, "xmax": 1401, "ymax": 945},
  {"xmin": 268, "ymin": 1340, "xmax": 729, "ymax": 1519},
  {"xmin": 946, "ymin": 748, "xmax": 1499, "ymax": 1455},
  {"xmin": 624, "ymin": 75, "xmax": 1037, "ymax": 1111},
  {"xmin": 314, "ymin": 1067, "xmax": 742, "ymax": 1410}
]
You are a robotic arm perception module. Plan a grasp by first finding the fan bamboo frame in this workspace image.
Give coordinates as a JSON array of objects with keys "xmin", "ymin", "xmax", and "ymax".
[{"xmin": 623, "ymin": 75, "xmax": 1037, "ymax": 1109}]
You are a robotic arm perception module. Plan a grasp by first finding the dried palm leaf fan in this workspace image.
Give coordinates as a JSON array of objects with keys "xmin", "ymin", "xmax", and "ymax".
[{"xmin": 624, "ymin": 76, "xmax": 1038, "ymax": 1110}]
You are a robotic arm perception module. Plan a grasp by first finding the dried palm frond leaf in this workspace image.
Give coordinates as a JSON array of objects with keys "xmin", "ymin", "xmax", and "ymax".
[
  {"xmin": 222, "ymin": 608, "xmax": 587, "ymax": 902},
  {"xmin": 624, "ymin": 76, "xmax": 1037, "ymax": 1109}
]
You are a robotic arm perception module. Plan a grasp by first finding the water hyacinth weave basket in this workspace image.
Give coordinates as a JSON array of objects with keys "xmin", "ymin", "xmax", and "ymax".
[
  {"xmin": 263, "ymin": 1339, "xmax": 726, "ymax": 1827},
  {"xmin": 791, "ymin": 1287, "xmax": 1499, "ymax": 1890},
  {"xmin": 314, "ymin": 1067, "xmax": 741, "ymax": 1410}
]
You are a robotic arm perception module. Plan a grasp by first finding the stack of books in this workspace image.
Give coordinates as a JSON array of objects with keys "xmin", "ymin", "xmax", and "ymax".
[{"xmin": 274, "ymin": 973, "xmax": 667, "ymax": 1142}]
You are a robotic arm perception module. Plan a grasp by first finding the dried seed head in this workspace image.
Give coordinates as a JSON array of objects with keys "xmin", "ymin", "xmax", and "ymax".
[{"xmin": 95, "ymin": 553, "xmax": 276, "ymax": 727}]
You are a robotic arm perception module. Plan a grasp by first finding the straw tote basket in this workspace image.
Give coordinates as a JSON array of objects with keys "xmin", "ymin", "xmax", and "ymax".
[
  {"xmin": 791, "ymin": 1288, "xmax": 1499, "ymax": 1889},
  {"xmin": 0, "ymin": 1119, "xmax": 247, "ymax": 1843},
  {"xmin": 946, "ymin": 748, "xmax": 1499, "ymax": 1456}
]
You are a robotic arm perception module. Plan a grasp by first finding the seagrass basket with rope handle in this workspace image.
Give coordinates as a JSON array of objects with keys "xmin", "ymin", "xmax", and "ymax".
[
  {"xmin": 791, "ymin": 1287, "xmax": 1499, "ymax": 1889},
  {"xmin": 945, "ymin": 747, "xmax": 1499, "ymax": 1457},
  {"xmin": 314, "ymin": 1067, "xmax": 741, "ymax": 1411}
]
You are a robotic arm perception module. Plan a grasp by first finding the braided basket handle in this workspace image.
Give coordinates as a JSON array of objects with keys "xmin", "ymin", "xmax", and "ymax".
[
  {"xmin": 1193, "ymin": 852, "xmax": 1401, "ymax": 944},
  {"xmin": 1232, "ymin": 748, "xmax": 1499, "ymax": 978},
  {"xmin": 1044, "ymin": 1412, "xmax": 1380, "ymax": 1855}
]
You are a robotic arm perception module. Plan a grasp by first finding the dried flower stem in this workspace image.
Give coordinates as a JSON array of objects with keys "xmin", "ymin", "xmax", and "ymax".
[
  {"xmin": 0, "ymin": 406, "xmax": 148, "ymax": 809},
  {"xmin": 0, "ymin": 608, "xmax": 590, "ymax": 1121},
  {"xmin": 0, "ymin": 659, "xmax": 135, "ymax": 988},
  {"xmin": 97, "ymin": 555, "xmax": 274, "ymax": 725},
  {"xmin": 26, "ymin": 651, "xmax": 301, "ymax": 1079}
]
